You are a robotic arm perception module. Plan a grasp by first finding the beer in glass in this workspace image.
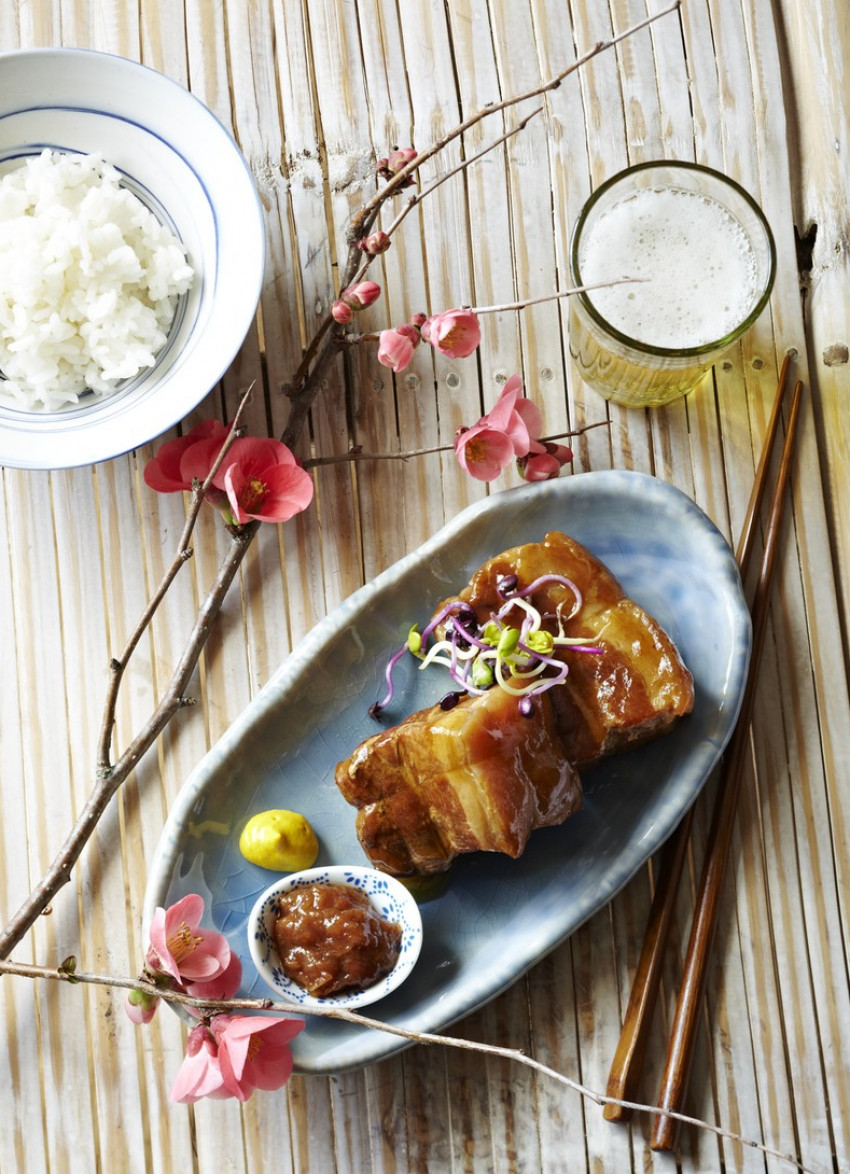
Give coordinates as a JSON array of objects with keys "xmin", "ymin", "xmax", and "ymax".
[{"xmin": 569, "ymin": 162, "xmax": 776, "ymax": 408}]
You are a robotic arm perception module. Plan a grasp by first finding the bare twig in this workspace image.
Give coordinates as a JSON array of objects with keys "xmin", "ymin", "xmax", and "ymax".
[
  {"xmin": 0, "ymin": 957, "xmax": 814, "ymax": 1172},
  {"xmin": 467, "ymin": 278, "xmax": 643, "ymax": 316},
  {"xmin": 96, "ymin": 386, "xmax": 255, "ymax": 772}
]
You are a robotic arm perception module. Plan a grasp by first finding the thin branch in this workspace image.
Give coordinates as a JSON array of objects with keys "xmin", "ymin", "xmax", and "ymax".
[
  {"xmin": 378, "ymin": 105, "xmax": 546, "ymax": 243},
  {"xmin": 0, "ymin": 957, "xmax": 814, "ymax": 1173},
  {"xmin": 332, "ymin": 106, "xmax": 544, "ymax": 298},
  {"xmin": 303, "ymin": 422, "xmax": 611, "ymax": 469},
  {"xmin": 468, "ymin": 278, "xmax": 644, "ymax": 316},
  {"xmin": 0, "ymin": 522, "xmax": 257, "ymax": 961},
  {"xmin": 96, "ymin": 386, "xmax": 255, "ymax": 771},
  {"xmin": 347, "ymin": 1, "xmax": 681, "ymax": 239}
]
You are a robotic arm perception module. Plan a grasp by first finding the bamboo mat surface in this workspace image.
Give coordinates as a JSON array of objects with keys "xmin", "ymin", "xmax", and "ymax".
[{"xmin": 1, "ymin": 1, "xmax": 848, "ymax": 1172}]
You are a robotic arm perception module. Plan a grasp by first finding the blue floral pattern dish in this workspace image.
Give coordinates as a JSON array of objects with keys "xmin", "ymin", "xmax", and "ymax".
[
  {"xmin": 248, "ymin": 865, "xmax": 423, "ymax": 1009},
  {"xmin": 144, "ymin": 470, "xmax": 752, "ymax": 1075}
]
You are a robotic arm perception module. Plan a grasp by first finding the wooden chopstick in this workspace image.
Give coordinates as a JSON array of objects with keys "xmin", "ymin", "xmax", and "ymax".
[
  {"xmin": 651, "ymin": 376, "xmax": 804, "ymax": 1151},
  {"xmin": 603, "ymin": 351, "xmax": 795, "ymax": 1122}
]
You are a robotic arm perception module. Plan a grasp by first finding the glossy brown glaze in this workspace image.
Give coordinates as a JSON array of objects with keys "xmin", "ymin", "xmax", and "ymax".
[
  {"xmin": 336, "ymin": 685, "xmax": 583, "ymax": 876},
  {"xmin": 272, "ymin": 883, "xmax": 402, "ymax": 997},
  {"xmin": 440, "ymin": 531, "xmax": 695, "ymax": 764}
]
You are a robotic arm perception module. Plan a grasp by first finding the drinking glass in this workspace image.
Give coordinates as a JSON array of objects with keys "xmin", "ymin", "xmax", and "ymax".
[{"xmin": 568, "ymin": 161, "xmax": 776, "ymax": 408}]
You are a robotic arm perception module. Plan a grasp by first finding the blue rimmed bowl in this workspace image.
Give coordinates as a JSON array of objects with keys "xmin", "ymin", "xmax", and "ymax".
[
  {"xmin": 248, "ymin": 865, "xmax": 424, "ymax": 1011},
  {"xmin": 0, "ymin": 48, "xmax": 265, "ymax": 469}
]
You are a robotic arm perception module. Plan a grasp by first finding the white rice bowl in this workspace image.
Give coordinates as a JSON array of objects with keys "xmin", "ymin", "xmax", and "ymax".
[
  {"xmin": 0, "ymin": 47, "xmax": 265, "ymax": 471},
  {"xmin": 0, "ymin": 150, "xmax": 194, "ymax": 411}
]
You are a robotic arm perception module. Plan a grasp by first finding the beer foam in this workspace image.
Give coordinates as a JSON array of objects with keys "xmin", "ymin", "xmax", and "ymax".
[{"xmin": 578, "ymin": 186, "xmax": 760, "ymax": 349}]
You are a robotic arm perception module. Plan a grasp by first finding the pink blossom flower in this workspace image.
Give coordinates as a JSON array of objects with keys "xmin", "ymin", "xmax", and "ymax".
[
  {"xmin": 518, "ymin": 441, "xmax": 573, "ymax": 482},
  {"xmin": 332, "ymin": 281, "xmax": 382, "ymax": 322},
  {"xmin": 170, "ymin": 1023, "xmax": 229, "ymax": 1104},
  {"xmin": 387, "ymin": 147, "xmax": 417, "ymax": 174},
  {"xmin": 377, "ymin": 323, "xmax": 421, "ymax": 372},
  {"xmin": 169, "ymin": 1015, "xmax": 305, "ymax": 1104},
  {"xmin": 421, "ymin": 309, "xmax": 481, "ymax": 359},
  {"xmin": 455, "ymin": 423, "xmax": 515, "ymax": 481},
  {"xmin": 454, "ymin": 375, "xmax": 551, "ymax": 482},
  {"xmin": 183, "ymin": 952, "xmax": 243, "ymax": 1017},
  {"xmin": 143, "ymin": 419, "xmax": 228, "ymax": 493},
  {"xmin": 147, "ymin": 894, "xmax": 231, "ymax": 985},
  {"xmin": 487, "ymin": 375, "xmax": 539, "ymax": 455},
  {"xmin": 213, "ymin": 437, "xmax": 314, "ymax": 526},
  {"xmin": 213, "ymin": 1014, "xmax": 306, "ymax": 1101}
]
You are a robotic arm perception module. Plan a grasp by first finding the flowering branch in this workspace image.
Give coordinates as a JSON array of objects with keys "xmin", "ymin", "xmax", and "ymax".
[
  {"xmin": 366, "ymin": 105, "xmax": 546, "ymax": 250},
  {"xmin": 302, "ymin": 421, "xmax": 611, "ymax": 469},
  {"xmin": 347, "ymin": 0, "xmax": 682, "ymax": 242},
  {"xmin": 344, "ymin": 280, "xmax": 641, "ymax": 349},
  {"xmin": 0, "ymin": 955, "xmax": 813, "ymax": 1172},
  {"xmin": 290, "ymin": 0, "xmax": 680, "ymax": 397}
]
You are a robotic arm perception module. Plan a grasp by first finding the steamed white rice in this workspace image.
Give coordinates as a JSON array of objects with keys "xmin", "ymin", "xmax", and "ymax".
[{"xmin": 0, "ymin": 149, "xmax": 194, "ymax": 411}]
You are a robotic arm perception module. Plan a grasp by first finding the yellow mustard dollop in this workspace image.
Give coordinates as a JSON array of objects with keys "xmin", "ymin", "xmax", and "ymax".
[{"xmin": 238, "ymin": 809, "xmax": 319, "ymax": 872}]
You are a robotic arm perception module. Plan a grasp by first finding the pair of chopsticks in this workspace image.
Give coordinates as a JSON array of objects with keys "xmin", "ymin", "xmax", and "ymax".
[{"xmin": 604, "ymin": 352, "xmax": 803, "ymax": 1149}]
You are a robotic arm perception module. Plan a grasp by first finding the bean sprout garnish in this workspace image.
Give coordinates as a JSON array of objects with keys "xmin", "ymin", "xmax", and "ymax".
[
  {"xmin": 369, "ymin": 572, "xmax": 601, "ymax": 719},
  {"xmin": 497, "ymin": 572, "xmax": 518, "ymax": 598}
]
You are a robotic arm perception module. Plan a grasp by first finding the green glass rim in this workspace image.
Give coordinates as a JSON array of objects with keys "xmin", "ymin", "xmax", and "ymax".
[{"xmin": 569, "ymin": 160, "xmax": 778, "ymax": 360}]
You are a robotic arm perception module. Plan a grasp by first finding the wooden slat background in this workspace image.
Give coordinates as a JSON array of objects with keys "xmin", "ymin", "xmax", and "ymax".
[{"xmin": 1, "ymin": 1, "xmax": 848, "ymax": 1171}]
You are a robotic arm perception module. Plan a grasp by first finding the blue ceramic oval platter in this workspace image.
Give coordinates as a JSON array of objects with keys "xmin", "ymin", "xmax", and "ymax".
[{"xmin": 144, "ymin": 470, "xmax": 751, "ymax": 1074}]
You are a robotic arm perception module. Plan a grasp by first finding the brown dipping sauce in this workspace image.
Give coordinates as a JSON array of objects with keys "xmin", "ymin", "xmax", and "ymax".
[{"xmin": 273, "ymin": 882, "xmax": 402, "ymax": 998}]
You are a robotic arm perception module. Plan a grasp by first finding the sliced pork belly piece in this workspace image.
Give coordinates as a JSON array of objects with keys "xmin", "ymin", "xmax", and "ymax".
[
  {"xmin": 335, "ymin": 685, "xmax": 582, "ymax": 877},
  {"xmin": 437, "ymin": 531, "xmax": 694, "ymax": 765}
]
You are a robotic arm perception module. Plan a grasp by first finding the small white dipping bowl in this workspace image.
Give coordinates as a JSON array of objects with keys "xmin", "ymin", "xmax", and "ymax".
[
  {"xmin": 248, "ymin": 865, "xmax": 423, "ymax": 1011},
  {"xmin": 0, "ymin": 48, "xmax": 265, "ymax": 470}
]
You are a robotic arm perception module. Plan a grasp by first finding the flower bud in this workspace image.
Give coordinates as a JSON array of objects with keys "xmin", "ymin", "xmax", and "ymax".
[
  {"xmin": 517, "ymin": 441, "xmax": 573, "ymax": 482},
  {"xmin": 357, "ymin": 230, "xmax": 392, "ymax": 255},
  {"xmin": 377, "ymin": 146, "xmax": 418, "ymax": 187},
  {"xmin": 377, "ymin": 323, "xmax": 421, "ymax": 373},
  {"xmin": 344, "ymin": 280, "xmax": 381, "ymax": 309},
  {"xmin": 331, "ymin": 299, "xmax": 354, "ymax": 324},
  {"xmin": 387, "ymin": 147, "xmax": 417, "ymax": 173},
  {"xmin": 125, "ymin": 988, "xmax": 159, "ymax": 1025}
]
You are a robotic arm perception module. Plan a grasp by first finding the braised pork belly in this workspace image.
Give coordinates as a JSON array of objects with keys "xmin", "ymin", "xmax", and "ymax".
[
  {"xmin": 335, "ymin": 531, "xmax": 693, "ymax": 877},
  {"xmin": 335, "ymin": 685, "xmax": 582, "ymax": 877}
]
